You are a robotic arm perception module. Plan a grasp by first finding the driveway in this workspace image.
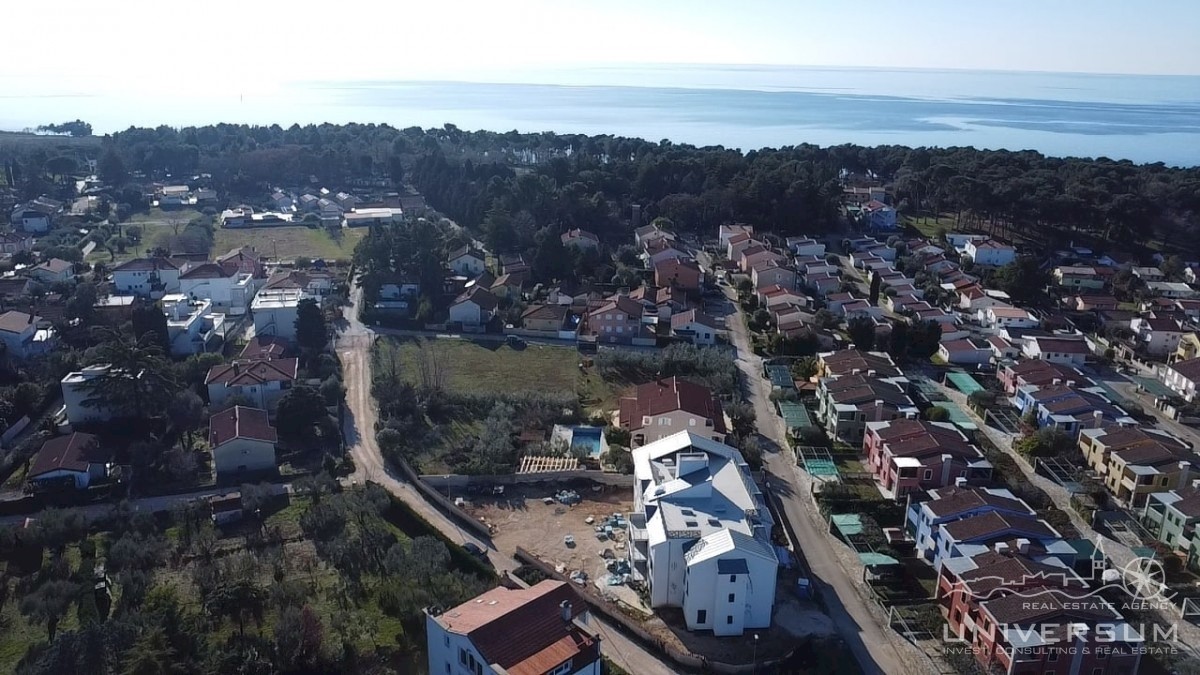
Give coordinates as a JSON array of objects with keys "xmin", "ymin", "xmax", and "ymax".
[{"xmin": 718, "ymin": 286, "xmax": 924, "ymax": 675}]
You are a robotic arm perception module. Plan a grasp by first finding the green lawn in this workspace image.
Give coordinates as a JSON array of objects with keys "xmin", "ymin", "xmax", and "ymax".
[
  {"xmin": 377, "ymin": 337, "xmax": 579, "ymax": 395},
  {"xmin": 214, "ymin": 226, "xmax": 366, "ymax": 262},
  {"xmin": 904, "ymin": 214, "xmax": 957, "ymax": 239}
]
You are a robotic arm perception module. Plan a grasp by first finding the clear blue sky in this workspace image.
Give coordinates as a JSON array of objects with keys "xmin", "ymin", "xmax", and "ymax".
[{"xmin": 4, "ymin": 0, "xmax": 1198, "ymax": 95}]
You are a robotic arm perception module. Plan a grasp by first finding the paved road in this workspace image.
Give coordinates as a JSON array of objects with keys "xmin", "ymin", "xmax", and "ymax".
[
  {"xmin": 717, "ymin": 287, "xmax": 911, "ymax": 675},
  {"xmin": 337, "ymin": 284, "xmax": 677, "ymax": 675}
]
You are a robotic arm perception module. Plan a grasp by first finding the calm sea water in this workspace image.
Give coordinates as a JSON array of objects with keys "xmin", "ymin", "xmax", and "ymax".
[{"xmin": 2, "ymin": 66, "xmax": 1199, "ymax": 165}]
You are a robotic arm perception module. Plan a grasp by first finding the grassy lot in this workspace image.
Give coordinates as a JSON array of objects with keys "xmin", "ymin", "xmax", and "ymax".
[
  {"xmin": 377, "ymin": 337, "xmax": 579, "ymax": 395},
  {"xmin": 904, "ymin": 214, "xmax": 957, "ymax": 239},
  {"xmin": 214, "ymin": 226, "xmax": 365, "ymax": 262},
  {"xmin": 87, "ymin": 207, "xmax": 207, "ymax": 263}
]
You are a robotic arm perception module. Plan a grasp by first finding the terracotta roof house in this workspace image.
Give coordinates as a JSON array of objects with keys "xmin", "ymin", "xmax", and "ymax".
[
  {"xmin": 618, "ymin": 377, "xmax": 726, "ymax": 447},
  {"xmin": 998, "ymin": 359, "xmax": 1087, "ymax": 395},
  {"xmin": 206, "ymin": 358, "xmax": 299, "ymax": 411},
  {"xmin": 864, "ymin": 420, "xmax": 990, "ymax": 499},
  {"xmin": 1080, "ymin": 426, "xmax": 1194, "ymax": 508},
  {"xmin": 240, "ymin": 335, "xmax": 291, "ymax": 361},
  {"xmin": 27, "ymin": 432, "xmax": 111, "ymax": 491},
  {"xmin": 586, "ymin": 295, "xmax": 652, "ymax": 345},
  {"xmin": 817, "ymin": 349, "xmax": 901, "ymax": 378},
  {"xmin": 669, "ymin": 309, "xmax": 720, "ymax": 346},
  {"xmin": 449, "ymin": 287, "xmax": 499, "ymax": 326},
  {"xmin": 424, "ymin": 580, "xmax": 600, "ymax": 675},
  {"xmin": 209, "ymin": 406, "xmax": 278, "ymax": 477},
  {"xmin": 654, "ymin": 257, "xmax": 702, "ymax": 291},
  {"xmin": 29, "ymin": 257, "xmax": 74, "ymax": 285},
  {"xmin": 521, "ymin": 303, "xmax": 570, "ymax": 333}
]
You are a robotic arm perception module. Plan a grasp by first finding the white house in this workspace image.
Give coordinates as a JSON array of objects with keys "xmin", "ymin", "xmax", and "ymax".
[
  {"xmin": 670, "ymin": 309, "xmax": 720, "ymax": 346},
  {"xmin": 719, "ymin": 224, "xmax": 754, "ymax": 248},
  {"xmin": 1162, "ymin": 358, "xmax": 1200, "ymax": 402},
  {"xmin": 112, "ymin": 257, "xmax": 183, "ymax": 298},
  {"xmin": 60, "ymin": 365, "xmax": 142, "ymax": 424},
  {"xmin": 628, "ymin": 432, "xmax": 777, "ymax": 636},
  {"xmin": 163, "ymin": 295, "xmax": 225, "ymax": 357},
  {"xmin": 981, "ymin": 306, "xmax": 1040, "ymax": 330},
  {"xmin": 250, "ymin": 288, "xmax": 303, "ymax": 341},
  {"xmin": 750, "ymin": 260, "xmax": 797, "ymax": 291},
  {"xmin": 29, "ymin": 258, "xmax": 74, "ymax": 285},
  {"xmin": 1021, "ymin": 335, "xmax": 1090, "ymax": 367},
  {"xmin": 10, "ymin": 206, "xmax": 51, "ymax": 233},
  {"xmin": 447, "ymin": 246, "xmax": 486, "ymax": 277},
  {"xmin": 205, "ymin": 358, "xmax": 299, "ymax": 410},
  {"xmin": 448, "ymin": 287, "xmax": 498, "ymax": 327},
  {"xmin": 963, "ymin": 239, "xmax": 1016, "ymax": 267},
  {"xmin": 1146, "ymin": 282, "xmax": 1198, "ymax": 299},
  {"xmin": 209, "ymin": 406, "xmax": 277, "ymax": 476},
  {"xmin": 26, "ymin": 432, "xmax": 111, "ymax": 492},
  {"xmin": 938, "ymin": 338, "xmax": 993, "ymax": 367},
  {"xmin": 179, "ymin": 263, "xmax": 256, "ymax": 315},
  {"xmin": 0, "ymin": 310, "xmax": 53, "ymax": 358},
  {"xmin": 944, "ymin": 233, "xmax": 990, "ymax": 251},
  {"xmin": 786, "ymin": 237, "xmax": 825, "ymax": 257},
  {"xmin": 425, "ymin": 581, "xmax": 601, "ymax": 675},
  {"xmin": 1131, "ymin": 316, "xmax": 1187, "ymax": 357},
  {"xmin": 270, "ymin": 190, "xmax": 294, "ymax": 211}
]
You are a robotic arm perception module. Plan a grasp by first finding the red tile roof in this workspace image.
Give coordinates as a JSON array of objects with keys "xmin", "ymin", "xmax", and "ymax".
[
  {"xmin": 239, "ymin": 335, "xmax": 290, "ymax": 360},
  {"xmin": 209, "ymin": 406, "xmax": 277, "ymax": 446},
  {"xmin": 0, "ymin": 310, "xmax": 38, "ymax": 334},
  {"xmin": 670, "ymin": 309, "xmax": 719, "ymax": 331},
  {"xmin": 618, "ymin": 377, "xmax": 726, "ymax": 433},
  {"xmin": 29, "ymin": 432, "xmax": 107, "ymax": 477},
  {"xmin": 179, "ymin": 262, "xmax": 234, "ymax": 280},
  {"xmin": 454, "ymin": 286, "xmax": 498, "ymax": 311},
  {"xmin": 113, "ymin": 257, "xmax": 180, "ymax": 272},
  {"xmin": 205, "ymin": 358, "xmax": 298, "ymax": 386}
]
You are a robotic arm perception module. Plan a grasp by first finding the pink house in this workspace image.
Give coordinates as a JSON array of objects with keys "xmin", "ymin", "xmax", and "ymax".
[{"xmin": 864, "ymin": 419, "xmax": 991, "ymax": 499}]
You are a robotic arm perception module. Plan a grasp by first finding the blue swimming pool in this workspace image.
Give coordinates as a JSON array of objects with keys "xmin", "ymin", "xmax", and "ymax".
[{"xmin": 569, "ymin": 426, "xmax": 604, "ymax": 458}]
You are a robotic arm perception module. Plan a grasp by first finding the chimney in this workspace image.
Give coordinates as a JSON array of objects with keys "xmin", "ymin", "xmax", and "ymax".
[
  {"xmin": 1180, "ymin": 462, "xmax": 1190, "ymax": 488},
  {"xmin": 940, "ymin": 454, "xmax": 953, "ymax": 485},
  {"xmin": 1066, "ymin": 380, "xmax": 1076, "ymax": 388},
  {"xmin": 955, "ymin": 476, "xmax": 968, "ymax": 488},
  {"xmin": 875, "ymin": 400, "xmax": 885, "ymax": 421},
  {"xmin": 233, "ymin": 362, "xmax": 241, "ymax": 375},
  {"xmin": 995, "ymin": 542, "xmax": 1010, "ymax": 555},
  {"xmin": 1052, "ymin": 378, "xmax": 1061, "ymax": 386},
  {"xmin": 560, "ymin": 600, "xmax": 572, "ymax": 623},
  {"xmin": 1092, "ymin": 410, "xmax": 1103, "ymax": 428},
  {"xmin": 1016, "ymin": 538, "xmax": 1031, "ymax": 554}
]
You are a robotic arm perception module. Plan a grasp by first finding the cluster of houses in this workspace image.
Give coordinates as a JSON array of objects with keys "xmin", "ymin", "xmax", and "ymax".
[
  {"xmin": 440, "ymin": 222, "xmax": 721, "ymax": 347},
  {"xmin": 221, "ymin": 186, "xmax": 412, "ymax": 229}
]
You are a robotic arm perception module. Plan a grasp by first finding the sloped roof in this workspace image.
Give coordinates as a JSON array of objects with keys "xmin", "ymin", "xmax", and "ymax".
[
  {"xmin": 112, "ymin": 257, "xmax": 180, "ymax": 273},
  {"xmin": 943, "ymin": 511, "xmax": 1057, "ymax": 542},
  {"xmin": 29, "ymin": 432, "xmax": 107, "ymax": 477},
  {"xmin": 618, "ymin": 377, "xmax": 726, "ymax": 433},
  {"xmin": 205, "ymin": 358, "xmax": 298, "ymax": 386},
  {"xmin": 453, "ymin": 286, "xmax": 498, "ymax": 311},
  {"xmin": 925, "ymin": 486, "xmax": 1032, "ymax": 519},
  {"xmin": 33, "ymin": 258, "xmax": 72, "ymax": 274},
  {"xmin": 240, "ymin": 335, "xmax": 290, "ymax": 360},
  {"xmin": 179, "ymin": 262, "xmax": 233, "ymax": 280},
  {"xmin": 671, "ymin": 309, "xmax": 719, "ymax": 331},
  {"xmin": 0, "ymin": 310, "xmax": 37, "ymax": 333},
  {"xmin": 209, "ymin": 406, "xmax": 277, "ymax": 446}
]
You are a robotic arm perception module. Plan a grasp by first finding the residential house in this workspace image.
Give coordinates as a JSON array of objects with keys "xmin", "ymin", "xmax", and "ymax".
[
  {"xmin": 333, "ymin": 191, "xmax": 359, "ymax": 210},
  {"xmin": 0, "ymin": 232, "xmax": 32, "ymax": 256},
  {"xmin": 449, "ymin": 287, "xmax": 498, "ymax": 327},
  {"xmin": 298, "ymin": 193, "xmax": 319, "ymax": 211},
  {"xmin": 981, "ymin": 306, "xmax": 1039, "ymax": 330},
  {"xmin": 617, "ymin": 377, "xmax": 726, "ymax": 447},
  {"xmin": 586, "ymin": 295, "xmax": 653, "ymax": 345},
  {"xmin": 628, "ymin": 285, "xmax": 688, "ymax": 320},
  {"xmin": 843, "ymin": 186, "xmax": 887, "ymax": 205},
  {"xmin": 270, "ymin": 190, "xmax": 294, "ymax": 211},
  {"xmin": 264, "ymin": 269, "xmax": 334, "ymax": 299},
  {"xmin": 158, "ymin": 185, "xmax": 191, "ymax": 208},
  {"xmin": 725, "ymin": 232, "xmax": 755, "ymax": 260},
  {"xmin": 1020, "ymin": 335, "xmax": 1091, "ymax": 367},
  {"xmin": 1133, "ymin": 266, "xmax": 1165, "ymax": 282},
  {"xmin": 520, "ymin": 303, "xmax": 570, "ymax": 333},
  {"xmin": 635, "ymin": 223, "xmax": 666, "ymax": 247},
  {"xmin": 10, "ymin": 203, "xmax": 54, "ymax": 233},
  {"xmin": 645, "ymin": 241, "xmax": 689, "ymax": 268},
  {"xmin": 1080, "ymin": 426, "xmax": 1194, "ymax": 507},
  {"xmin": 931, "ymin": 510, "xmax": 1074, "ymax": 572},
  {"xmin": 179, "ymin": 263, "xmax": 255, "ymax": 314},
  {"xmin": 1174, "ymin": 299, "xmax": 1200, "ymax": 319},
  {"xmin": 425, "ymin": 581, "xmax": 600, "ymax": 675},
  {"xmin": 205, "ymin": 358, "xmax": 299, "ymax": 410},
  {"xmin": 905, "ymin": 486, "xmax": 1036, "ymax": 565},
  {"xmin": 913, "ymin": 307, "xmax": 958, "ymax": 325},
  {"xmin": 750, "ymin": 260, "xmax": 796, "ymax": 291},
  {"xmin": 210, "ymin": 406, "xmax": 277, "ymax": 476},
  {"xmin": 344, "ymin": 208, "xmax": 404, "ymax": 227},
  {"xmin": 886, "ymin": 293, "xmax": 924, "ymax": 313},
  {"xmin": 627, "ymin": 432, "xmax": 776, "ymax": 636},
  {"xmin": 61, "ymin": 365, "xmax": 143, "ymax": 424},
  {"xmin": 1141, "ymin": 487, "xmax": 1200, "ymax": 557},
  {"xmin": 840, "ymin": 300, "xmax": 882, "ymax": 321},
  {"xmin": 937, "ymin": 339, "xmax": 992, "ymax": 367},
  {"xmin": 26, "ymin": 432, "xmax": 111, "ymax": 492},
  {"xmin": 216, "ymin": 246, "xmax": 265, "ymax": 277},
  {"xmin": 936, "ymin": 551, "xmax": 1140, "ymax": 675},
  {"xmin": 940, "ymin": 322, "xmax": 971, "ymax": 343},
  {"xmin": 757, "ymin": 285, "xmax": 809, "ymax": 310},
  {"xmin": 317, "ymin": 198, "xmax": 343, "ymax": 225},
  {"xmin": 864, "ymin": 420, "xmax": 990, "ymax": 499},
  {"xmin": 944, "ymin": 233, "xmax": 990, "ymax": 251},
  {"xmin": 447, "ymin": 246, "xmax": 487, "ymax": 277},
  {"xmin": 962, "ymin": 239, "xmax": 1016, "ymax": 267},
  {"xmin": 0, "ymin": 277, "xmax": 30, "ymax": 303},
  {"xmin": 1146, "ymin": 281, "xmax": 1198, "ymax": 299},
  {"xmin": 561, "ymin": 228, "xmax": 599, "ymax": 250},
  {"xmin": 250, "ymin": 288, "xmax": 303, "ymax": 341},
  {"xmin": 29, "ymin": 258, "xmax": 73, "ymax": 285},
  {"xmin": 986, "ymin": 336, "xmax": 1019, "ymax": 361},
  {"xmin": 862, "ymin": 200, "xmax": 897, "ymax": 230},
  {"xmin": 670, "ymin": 309, "xmax": 720, "ymax": 346},
  {"xmin": 163, "ymin": 295, "xmax": 225, "ymax": 356},
  {"xmin": 1174, "ymin": 333, "xmax": 1200, "ymax": 363},
  {"xmin": 1053, "ymin": 266, "xmax": 1104, "ymax": 290},
  {"xmin": 786, "ymin": 237, "xmax": 825, "ymax": 257},
  {"xmin": 0, "ymin": 310, "xmax": 53, "ymax": 358},
  {"xmin": 1131, "ymin": 315, "xmax": 1187, "ymax": 357},
  {"xmin": 1162, "ymin": 357, "xmax": 1200, "ymax": 401},
  {"xmin": 998, "ymin": 359, "xmax": 1086, "ymax": 395},
  {"xmin": 718, "ymin": 224, "xmax": 754, "ymax": 247},
  {"xmin": 954, "ymin": 288, "xmax": 1006, "ymax": 313},
  {"xmin": 655, "ymin": 258, "xmax": 703, "ymax": 292},
  {"xmin": 499, "ymin": 253, "xmax": 531, "ymax": 277},
  {"xmin": 1074, "ymin": 295, "xmax": 1120, "ymax": 312},
  {"xmin": 112, "ymin": 257, "xmax": 183, "ymax": 298},
  {"xmin": 489, "ymin": 273, "xmax": 525, "ymax": 300},
  {"xmin": 1013, "ymin": 384, "xmax": 1135, "ymax": 436},
  {"xmin": 240, "ymin": 335, "xmax": 291, "ymax": 361},
  {"xmin": 818, "ymin": 349, "xmax": 902, "ymax": 378},
  {"xmin": 816, "ymin": 374, "xmax": 918, "ymax": 444}
]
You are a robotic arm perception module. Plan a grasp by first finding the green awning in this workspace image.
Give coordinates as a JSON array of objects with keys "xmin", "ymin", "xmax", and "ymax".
[
  {"xmin": 945, "ymin": 372, "xmax": 984, "ymax": 395},
  {"xmin": 858, "ymin": 552, "xmax": 901, "ymax": 567},
  {"xmin": 831, "ymin": 513, "xmax": 864, "ymax": 537}
]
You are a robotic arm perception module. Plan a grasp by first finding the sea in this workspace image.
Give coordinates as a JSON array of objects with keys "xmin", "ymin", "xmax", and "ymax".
[{"xmin": 2, "ymin": 65, "xmax": 1199, "ymax": 166}]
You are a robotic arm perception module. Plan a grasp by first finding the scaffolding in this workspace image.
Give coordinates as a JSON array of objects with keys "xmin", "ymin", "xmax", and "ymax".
[
  {"xmin": 1036, "ymin": 457, "xmax": 1084, "ymax": 494},
  {"xmin": 986, "ymin": 407, "xmax": 1023, "ymax": 435},
  {"xmin": 796, "ymin": 445, "xmax": 840, "ymax": 478}
]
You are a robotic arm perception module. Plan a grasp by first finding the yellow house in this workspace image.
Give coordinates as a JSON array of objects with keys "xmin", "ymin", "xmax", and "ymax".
[
  {"xmin": 1079, "ymin": 427, "xmax": 1193, "ymax": 508},
  {"xmin": 1174, "ymin": 332, "xmax": 1200, "ymax": 363}
]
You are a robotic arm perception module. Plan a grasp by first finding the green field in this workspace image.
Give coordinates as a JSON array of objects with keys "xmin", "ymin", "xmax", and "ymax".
[
  {"xmin": 214, "ymin": 226, "xmax": 366, "ymax": 262},
  {"xmin": 377, "ymin": 337, "xmax": 580, "ymax": 394},
  {"xmin": 904, "ymin": 214, "xmax": 958, "ymax": 239}
]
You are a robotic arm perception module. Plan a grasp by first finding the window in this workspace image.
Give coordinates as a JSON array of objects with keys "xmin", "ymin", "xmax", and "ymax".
[
  {"xmin": 1048, "ymin": 650, "xmax": 1059, "ymax": 662},
  {"xmin": 444, "ymin": 636, "xmax": 449, "ymax": 647},
  {"xmin": 550, "ymin": 663, "xmax": 572, "ymax": 675},
  {"xmin": 697, "ymin": 609, "xmax": 707, "ymax": 624},
  {"xmin": 727, "ymin": 615, "xmax": 734, "ymax": 624},
  {"xmin": 459, "ymin": 648, "xmax": 468, "ymax": 666},
  {"xmin": 728, "ymin": 593, "xmax": 735, "ymax": 603},
  {"xmin": 729, "ymin": 574, "xmax": 737, "ymax": 582},
  {"xmin": 923, "ymin": 469, "xmax": 933, "ymax": 481},
  {"xmin": 445, "ymin": 664, "xmax": 450, "ymax": 674}
]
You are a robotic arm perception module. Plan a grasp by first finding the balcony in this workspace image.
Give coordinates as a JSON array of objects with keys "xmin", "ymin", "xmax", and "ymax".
[{"xmin": 627, "ymin": 513, "xmax": 648, "ymax": 542}]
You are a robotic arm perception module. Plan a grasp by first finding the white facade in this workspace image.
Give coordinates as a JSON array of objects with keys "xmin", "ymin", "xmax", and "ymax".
[
  {"xmin": 163, "ymin": 295, "xmax": 225, "ymax": 356},
  {"xmin": 1131, "ymin": 318, "xmax": 1186, "ymax": 357},
  {"xmin": 671, "ymin": 319, "xmax": 717, "ymax": 346},
  {"xmin": 981, "ymin": 306, "xmax": 1040, "ymax": 330},
  {"xmin": 963, "ymin": 239, "xmax": 1016, "ymax": 267},
  {"xmin": 113, "ymin": 261, "xmax": 182, "ymax": 298},
  {"xmin": 448, "ymin": 252, "xmax": 486, "ymax": 277},
  {"xmin": 13, "ymin": 211, "xmax": 50, "ymax": 233},
  {"xmin": 1162, "ymin": 362, "xmax": 1200, "ymax": 402},
  {"xmin": 61, "ymin": 365, "xmax": 123, "ymax": 424},
  {"xmin": 448, "ymin": 299, "xmax": 492, "ymax": 326},
  {"xmin": 1021, "ymin": 338, "xmax": 1089, "ymax": 367},
  {"xmin": 213, "ymin": 437, "xmax": 276, "ymax": 475},
  {"xmin": 628, "ymin": 433, "xmax": 777, "ymax": 636},
  {"xmin": 181, "ymin": 272, "xmax": 256, "ymax": 315},
  {"xmin": 251, "ymin": 288, "xmax": 302, "ymax": 341}
]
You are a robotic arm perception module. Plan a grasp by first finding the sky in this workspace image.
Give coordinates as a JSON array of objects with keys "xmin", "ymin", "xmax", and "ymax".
[{"xmin": 3, "ymin": 0, "xmax": 1199, "ymax": 96}]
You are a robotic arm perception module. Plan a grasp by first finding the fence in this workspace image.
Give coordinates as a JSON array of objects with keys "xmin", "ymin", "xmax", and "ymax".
[
  {"xmin": 418, "ymin": 471, "xmax": 635, "ymax": 489},
  {"xmin": 388, "ymin": 456, "xmax": 492, "ymax": 540},
  {"xmin": 511, "ymin": 547, "xmax": 794, "ymax": 674},
  {"xmin": 1, "ymin": 416, "xmax": 31, "ymax": 448}
]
